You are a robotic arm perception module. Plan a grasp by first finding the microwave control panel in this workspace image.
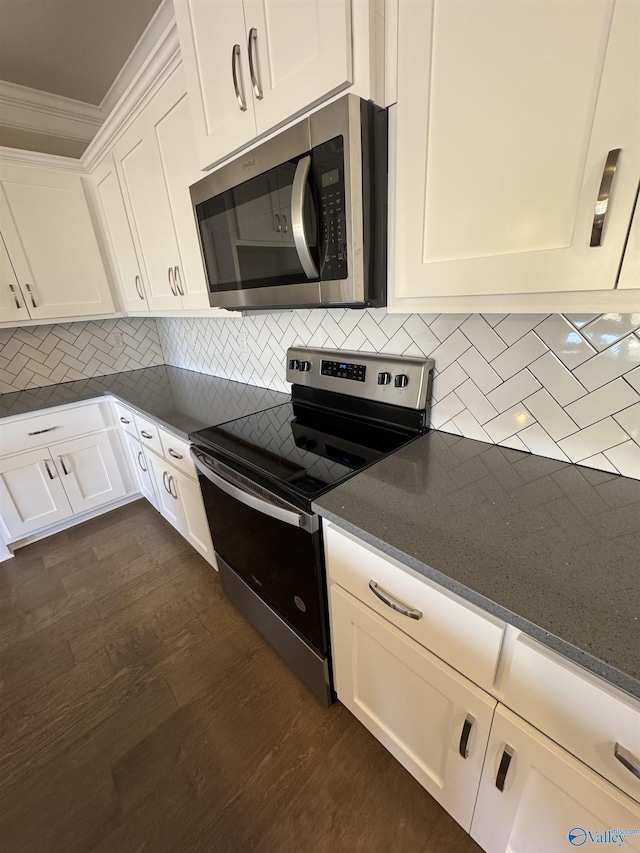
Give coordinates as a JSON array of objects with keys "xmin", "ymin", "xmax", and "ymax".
[{"xmin": 313, "ymin": 136, "xmax": 347, "ymax": 281}]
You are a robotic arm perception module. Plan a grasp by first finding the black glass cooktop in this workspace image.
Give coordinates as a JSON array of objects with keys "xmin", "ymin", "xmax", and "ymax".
[{"xmin": 190, "ymin": 400, "xmax": 419, "ymax": 503}]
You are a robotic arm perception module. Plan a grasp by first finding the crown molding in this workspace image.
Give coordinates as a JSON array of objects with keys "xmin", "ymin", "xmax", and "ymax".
[
  {"xmin": 0, "ymin": 80, "xmax": 103, "ymax": 142},
  {"xmin": 82, "ymin": 12, "xmax": 180, "ymax": 171},
  {"xmin": 0, "ymin": 145, "xmax": 85, "ymax": 172}
]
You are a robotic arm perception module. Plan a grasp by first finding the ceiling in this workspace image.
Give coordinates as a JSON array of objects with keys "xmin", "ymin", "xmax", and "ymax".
[{"xmin": 0, "ymin": 0, "xmax": 162, "ymax": 105}]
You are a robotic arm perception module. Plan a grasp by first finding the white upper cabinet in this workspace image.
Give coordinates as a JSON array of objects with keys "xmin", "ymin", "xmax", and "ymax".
[
  {"xmin": 173, "ymin": 0, "xmax": 352, "ymax": 170},
  {"xmin": 0, "ymin": 164, "xmax": 115, "ymax": 320},
  {"xmin": 0, "ymin": 232, "xmax": 29, "ymax": 323},
  {"xmin": 391, "ymin": 0, "xmax": 640, "ymax": 311},
  {"xmin": 90, "ymin": 154, "xmax": 149, "ymax": 312},
  {"xmin": 618, "ymin": 186, "xmax": 639, "ymax": 289}
]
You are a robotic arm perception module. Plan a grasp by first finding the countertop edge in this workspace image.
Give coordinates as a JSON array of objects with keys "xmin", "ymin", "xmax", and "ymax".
[{"xmin": 313, "ymin": 505, "xmax": 640, "ymax": 702}]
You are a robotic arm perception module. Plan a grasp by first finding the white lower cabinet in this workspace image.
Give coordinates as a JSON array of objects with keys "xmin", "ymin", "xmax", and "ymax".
[
  {"xmin": 0, "ymin": 448, "xmax": 73, "ymax": 538},
  {"xmin": 471, "ymin": 706, "xmax": 640, "ymax": 853},
  {"xmin": 330, "ymin": 583, "xmax": 496, "ymax": 831},
  {"xmin": 121, "ymin": 430, "xmax": 158, "ymax": 510},
  {"xmin": 50, "ymin": 431, "xmax": 127, "ymax": 515}
]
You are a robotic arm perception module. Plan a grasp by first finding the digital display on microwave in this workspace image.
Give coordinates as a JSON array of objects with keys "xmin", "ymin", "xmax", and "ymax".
[{"xmin": 321, "ymin": 168, "xmax": 340, "ymax": 188}]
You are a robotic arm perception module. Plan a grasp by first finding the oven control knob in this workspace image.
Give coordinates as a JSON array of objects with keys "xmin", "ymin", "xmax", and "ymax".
[
  {"xmin": 298, "ymin": 361, "xmax": 312, "ymax": 372},
  {"xmin": 289, "ymin": 358, "xmax": 300, "ymax": 370},
  {"xmin": 394, "ymin": 373, "xmax": 409, "ymax": 388},
  {"xmin": 377, "ymin": 371, "xmax": 392, "ymax": 386}
]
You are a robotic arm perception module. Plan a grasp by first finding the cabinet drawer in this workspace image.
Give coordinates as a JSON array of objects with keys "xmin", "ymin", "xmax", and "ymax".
[
  {"xmin": 324, "ymin": 524, "xmax": 505, "ymax": 693},
  {"xmin": 502, "ymin": 635, "xmax": 640, "ymax": 803},
  {"xmin": 0, "ymin": 403, "xmax": 107, "ymax": 456},
  {"xmin": 158, "ymin": 428, "xmax": 195, "ymax": 478},
  {"xmin": 132, "ymin": 412, "xmax": 163, "ymax": 456},
  {"xmin": 112, "ymin": 401, "xmax": 137, "ymax": 436}
]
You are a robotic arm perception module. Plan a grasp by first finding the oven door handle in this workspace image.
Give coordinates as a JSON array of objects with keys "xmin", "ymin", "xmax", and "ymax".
[
  {"xmin": 190, "ymin": 448, "xmax": 305, "ymax": 529},
  {"xmin": 291, "ymin": 155, "xmax": 319, "ymax": 280}
]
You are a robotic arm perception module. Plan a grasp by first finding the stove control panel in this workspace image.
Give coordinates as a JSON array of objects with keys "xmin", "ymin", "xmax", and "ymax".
[{"xmin": 286, "ymin": 347, "xmax": 434, "ymax": 411}]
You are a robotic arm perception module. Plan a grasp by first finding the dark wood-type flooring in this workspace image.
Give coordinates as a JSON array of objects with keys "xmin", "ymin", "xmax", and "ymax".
[{"xmin": 0, "ymin": 499, "xmax": 482, "ymax": 853}]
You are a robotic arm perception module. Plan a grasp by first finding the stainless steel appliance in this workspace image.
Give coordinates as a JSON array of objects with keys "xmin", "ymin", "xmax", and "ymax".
[
  {"xmin": 189, "ymin": 348, "xmax": 434, "ymax": 705},
  {"xmin": 189, "ymin": 96, "xmax": 388, "ymax": 311}
]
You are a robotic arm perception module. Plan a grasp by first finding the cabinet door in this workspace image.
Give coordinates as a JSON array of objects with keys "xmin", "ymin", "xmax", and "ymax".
[
  {"xmin": 173, "ymin": 0, "xmax": 257, "ymax": 170},
  {"xmin": 618, "ymin": 184, "xmax": 639, "ymax": 289},
  {"xmin": 91, "ymin": 154, "xmax": 149, "ymax": 312},
  {"xmin": 146, "ymin": 449, "xmax": 183, "ymax": 530},
  {"xmin": 113, "ymin": 115, "xmax": 183, "ymax": 311},
  {"xmin": 52, "ymin": 431, "xmax": 127, "ymax": 515},
  {"xmin": 0, "ymin": 165, "xmax": 114, "ymax": 319},
  {"xmin": 330, "ymin": 583, "xmax": 496, "ymax": 832},
  {"xmin": 471, "ymin": 706, "xmax": 640, "ymax": 853},
  {"xmin": 170, "ymin": 466, "xmax": 215, "ymax": 565},
  {"xmin": 244, "ymin": 0, "xmax": 352, "ymax": 136},
  {"xmin": 122, "ymin": 430, "xmax": 158, "ymax": 510},
  {"xmin": 0, "ymin": 231, "xmax": 29, "ymax": 323},
  {"xmin": 393, "ymin": 0, "xmax": 640, "ymax": 305},
  {"xmin": 148, "ymin": 69, "xmax": 210, "ymax": 309},
  {"xmin": 0, "ymin": 449, "xmax": 73, "ymax": 539}
]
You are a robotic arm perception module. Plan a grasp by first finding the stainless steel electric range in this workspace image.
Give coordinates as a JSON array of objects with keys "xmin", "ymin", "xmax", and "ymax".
[{"xmin": 189, "ymin": 347, "xmax": 434, "ymax": 704}]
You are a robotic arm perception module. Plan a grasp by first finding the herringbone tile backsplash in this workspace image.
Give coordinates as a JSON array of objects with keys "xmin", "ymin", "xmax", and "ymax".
[
  {"xmin": 0, "ymin": 318, "xmax": 163, "ymax": 393},
  {"xmin": 156, "ymin": 310, "xmax": 640, "ymax": 480}
]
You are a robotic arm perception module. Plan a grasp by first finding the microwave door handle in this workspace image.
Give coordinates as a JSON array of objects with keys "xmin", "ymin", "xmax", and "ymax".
[
  {"xmin": 291, "ymin": 155, "xmax": 319, "ymax": 280},
  {"xmin": 190, "ymin": 448, "xmax": 304, "ymax": 528}
]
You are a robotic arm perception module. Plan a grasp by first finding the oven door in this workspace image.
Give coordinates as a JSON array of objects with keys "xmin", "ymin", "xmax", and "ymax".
[{"xmin": 190, "ymin": 447, "xmax": 328, "ymax": 655}]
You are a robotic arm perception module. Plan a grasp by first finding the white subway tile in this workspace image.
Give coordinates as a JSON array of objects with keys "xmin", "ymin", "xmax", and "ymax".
[
  {"xmin": 430, "ymin": 314, "xmax": 468, "ymax": 342},
  {"xmin": 603, "ymin": 440, "xmax": 640, "ymax": 478},
  {"xmin": 481, "ymin": 314, "xmax": 509, "ymax": 327},
  {"xmin": 460, "ymin": 315, "xmax": 507, "ymax": 360},
  {"xmin": 490, "ymin": 331, "xmax": 548, "ymax": 380},
  {"xmin": 564, "ymin": 313, "xmax": 600, "ymax": 329},
  {"xmin": 429, "ymin": 391, "xmax": 465, "ymax": 428},
  {"xmin": 403, "ymin": 314, "xmax": 440, "ymax": 355},
  {"xmin": 455, "ymin": 378, "xmax": 499, "ymax": 424},
  {"xmin": 484, "ymin": 404, "xmax": 536, "ymax": 442},
  {"xmin": 457, "ymin": 347, "xmax": 502, "ymax": 393},
  {"xmin": 487, "ymin": 369, "xmax": 541, "ymax": 414},
  {"xmin": 439, "ymin": 419, "xmax": 462, "ymax": 436},
  {"xmin": 573, "ymin": 334, "xmax": 640, "ymax": 391},
  {"xmin": 528, "ymin": 351, "xmax": 587, "ymax": 406},
  {"xmin": 431, "ymin": 361, "xmax": 467, "ymax": 401},
  {"xmin": 565, "ymin": 378, "xmax": 639, "ymax": 428},
  {"xmin": 613, "ymin": 402, "xmax": 640, "ymax": 443},
  {"xmin": 624, "ymin": 366, "xmax": 640, "ymax": 394},
  {"xmin": 558, "ymin": 418, "xmax": 628, "ymax": 462},
  {"xmin": 452, "ymin": 410, "xmax": 492, "ymax": 443},
  {"xmin": 581, "ymin": 313, "xmax": 640, "ymax": 351},
  {"xmin": 523, "ymin": 389, "xmax": 579, "ymax": 440},
  {"xmin": 500, "ymin": 433, "xmax": 529, "ymax": 452},
  {"xmin": 429, "ymin": 329, "xmax": 471, "ymax": 371},
  {"xmin": 578, "ymin": 453, "xmax": 619, "ymax": 474},
  {"xmin": 534, "ymin": 315, "xmax": 596, "ymax": 368},
  {"xmin": 518, "ymin": 423, "xmax": 570, "ymax": 462},
  {"xmin": 493, "ymin": 314, "xmax": 548, "ymax": 345}
]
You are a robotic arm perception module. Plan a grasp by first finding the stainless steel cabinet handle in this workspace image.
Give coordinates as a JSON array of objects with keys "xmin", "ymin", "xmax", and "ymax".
[
  {"xmin": 368, "ymin": 580, "xmax": 423, "ymax": 620},
  {"xmin": 8, "ymin": 284, "xmax": 21, "ymax": 308},
  {"xmin": 168, "ymin": 266, "xmax": 177, "ymax": 296},
  {"xmin": 174, "ymin": 266, "xmax": 184, "ymax": 296},
  {"xmin": 58, "ymin": 456, "xmax": 70, "ymax": 476},
  {"xmin": 168, "ymin": 475, "xmax": 178, "ymax": 500},
  {"xmin": 590, "ymin": 148, "xmax": 621, "ymax": 247},
  {"xmin": 140, "ymin": 430, "xmax": 153, "ymax": 440},
  {"xmin": 274, "ymin": 213, "xmax": 282, "ymax": 233},
  {"xmin": 134, "ymin": 275, "xmax": 144, "ymax": 300},
  {"xmin": 614, "ymin": 743, "xmax": 640, "ymax": 780},
  {"xmin": 28, "ymin": 426, "xmax": 56, "ymax": 436},
  {"xmin": 496, "ymin": 746, "xmax": 514, "ymax": 791},
  {"xmin": 282, "ymin": 214, "xmax": 288, "ymax": 233},
  {"xmin": 24, "ymin": 283, "xmax": 37, "ymax": 307},
  {"xmin": 120, "ymin": 416, "xmax": 130, "ymax": 425},
  {"xmin": 248, "ymin": 27, "xmax": 263, "ymax": 100},
  {"xmin": 137, "ymin": 451, "xmax": 147, "ymax": 473},
  {"xmin": 291, "ymin": 155, "xmax": 319, "ymax": 279},
  {"xmin": 162, "ymin": 470, "xmax": 170, "ymax": 493},
  {"xmin": 459, "ymin": 715, "xmax": 475, "ymax": 759},
  {"xmin": 168, "ymin": 448, "xmax": 183, "ymax": 460},
  {"xmin": 231, "ymin": 44, "xmax": 247, "ymax": 112},
  {"xmin": 43, "ymin": 459, "xmax": 55, "ymax": 480}
]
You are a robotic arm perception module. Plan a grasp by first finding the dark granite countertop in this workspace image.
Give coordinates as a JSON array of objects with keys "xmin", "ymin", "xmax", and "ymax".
[
  {"xmin": 0, "ymin": 365, "xmax": 289, "ymax": 437},
  {"xmin": 313, "ymin": 430, "xmax": 640, "ymax": 700}
]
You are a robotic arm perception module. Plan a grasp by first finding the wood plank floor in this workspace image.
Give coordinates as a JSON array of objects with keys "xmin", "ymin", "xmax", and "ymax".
[{"xmin": 0, "ymin": 500, "xmax": 482, "ymax": 853}]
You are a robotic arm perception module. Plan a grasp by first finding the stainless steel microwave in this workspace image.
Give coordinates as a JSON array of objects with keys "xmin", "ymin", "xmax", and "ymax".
[{"xmin": 189, "ymin": 95, "xmax": 388, "ymax": 311}]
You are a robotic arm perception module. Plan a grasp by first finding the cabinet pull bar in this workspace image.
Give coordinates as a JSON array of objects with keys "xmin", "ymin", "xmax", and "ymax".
[
  {"xmin": 134, "ymin": 275, "xmax": 144, "ymax": 300},
  {"xmin": 168, "ymin": 267, "xmax": 177, "ymax": 296},
  {"xmin": 282, "ymin": 214, "xmax": 288, "ymax": 233},
  {"xmin": 120, "ymin": 417, "xmax": 130, "ymax": 425},
  {"xmin": 141, "ymin": 430, "xmax": 153, "ymax": 440},
  {"xmin": 495, "ymin": 746, "xmax": 513, "ymax": 791},
  {"xmin": 174, "ymin": 266, "xmax": 184, "ymax": 296},
  {"xmin": 24, "ymin": 283, "xmax": 37, "ymax": 307},
  {"xmin": 459, "ymin": 714, "xmax": 475, "ymax": 759},
  {"xmin": 231, "ymin": 44, "xmax": 247, "ymax": 111},
  {"xmin": 168, "ymin": 448, "xmax": 183, "ymax": 460},
  {"xmin": 614, "ymin": 743, "xmax": 640, "ymax": 780},
  {"xmin": 590, "ymin": 148, "xmax": 621, "ymax": 247},
  {"xmin": 43, "ymin": 459, "xmax": 55, "ymax": 480},
  {"xmin": 137, "ymin": 451, "xmax": 147, "ymax": 473},
  {"xmin": 162, "ymin": 470, "xmax": 170, "ymax": 493},
  {"xmin": 168, "ymin": 475, "xmax": 178, "ymax": 500},
  {"xmin": 58, "ymin": 456, "xmax": 70, "ymax": 476},
  {"xmin": 8, "ymin": 284, "xmax": 21, "ymax": 308},
  {"xmin": 28, "ymin": 426, "xmax": 56, "ymax": 436},
  {"xmin": 368, "ymin": 580, "xmax": 422, "ymax": 620},
  {"xmin": 275, "ymin": 213, "xmax": 282, "ymax": 233},
  {"xmin": 248, "ymin": 28, "xmax": 263, "ymax": 100}
]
